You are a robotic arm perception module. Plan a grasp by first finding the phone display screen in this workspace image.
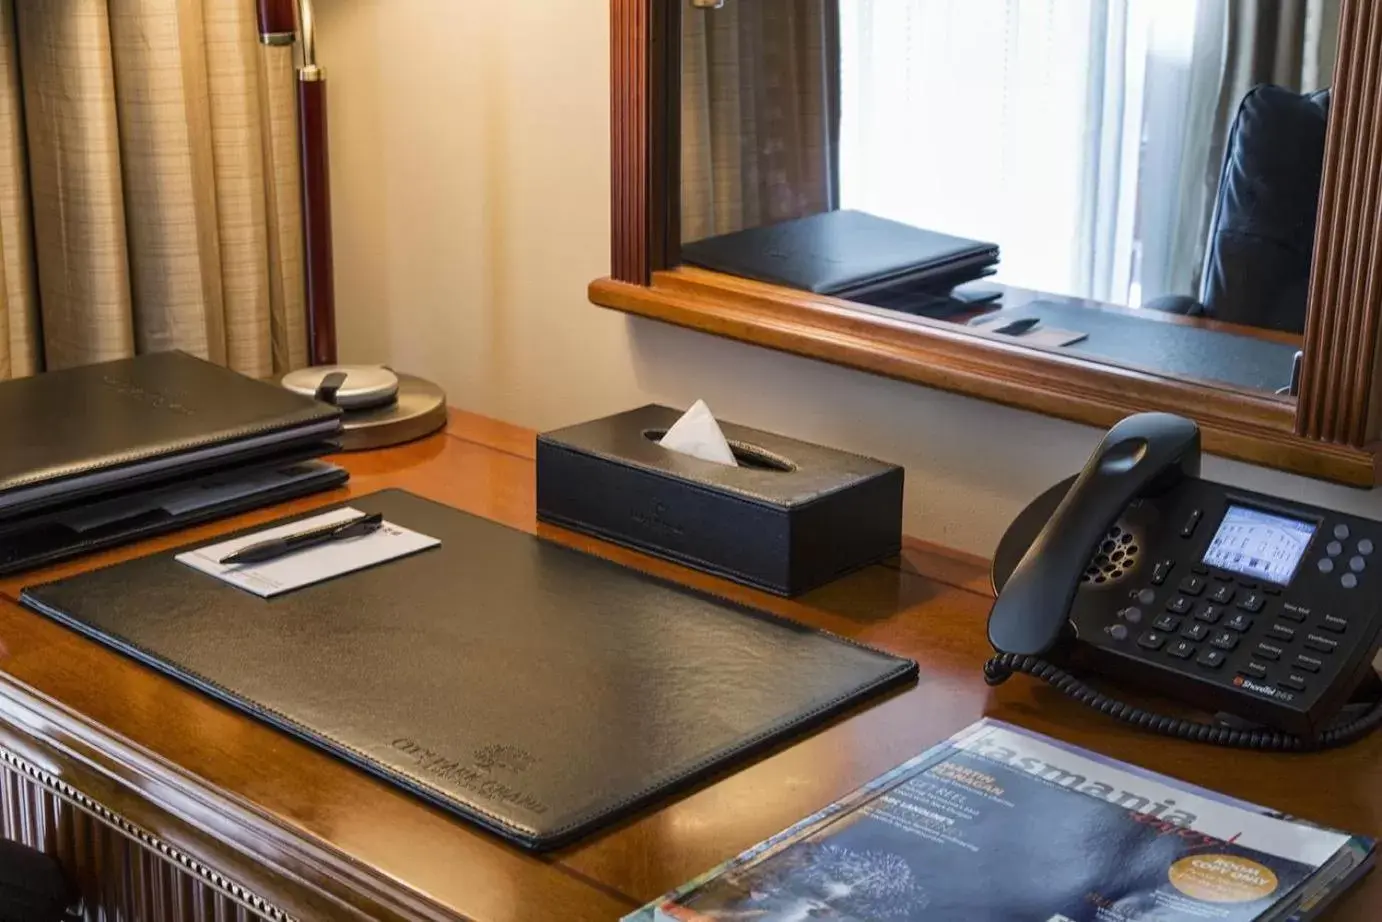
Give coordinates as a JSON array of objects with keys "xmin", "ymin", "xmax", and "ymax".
[{"xmin": 1201, "ymin": 505, "xmax": 1317, "ymax": 585}]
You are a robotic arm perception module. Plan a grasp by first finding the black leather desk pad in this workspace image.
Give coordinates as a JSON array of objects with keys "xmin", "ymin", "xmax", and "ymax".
[{"xmin": 20, "ymin": 489, "xmax": 917, "ymax": 851}]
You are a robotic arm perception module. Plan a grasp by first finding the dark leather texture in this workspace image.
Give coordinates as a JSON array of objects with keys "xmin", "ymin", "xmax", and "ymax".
[
  {"xmin": 21, "ymin": 489, "xmax": 917, "ymax": 851},
  {"xmin": 681, "ymin": 209, "xmax": 998, "ymax": 296},
  {"xmin": 1200, "ymin": 85, "xmax": 1329, "ymax": 334},
  {"xmin": 0, "ymin": 351, "xmax": 341, "ymax": 521},
  {"xmin": 992, "ymin": 300, "xmax": 1300, "ymax": 393},
  {"xmin": 0, "ymin": 455, "xmax": 346, "ymax": 576},
  {"xmin": 536, "ymin": 406, "xmax": 903, "ymax": 596}
]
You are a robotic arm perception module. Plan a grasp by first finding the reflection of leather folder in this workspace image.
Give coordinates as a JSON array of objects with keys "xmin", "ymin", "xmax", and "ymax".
[
  {"xmin": 22, "ymin": 489, "xmax": 917, "ymax": 851},
  {"xmin": 682, "ymin": 209, "xmax": 999, "ymax": 298},
  {"xmin": 0, "ymin": 350, "xmax": 341, "ymax": 521}
]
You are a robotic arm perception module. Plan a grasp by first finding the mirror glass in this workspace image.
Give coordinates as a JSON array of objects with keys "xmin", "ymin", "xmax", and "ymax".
[{"xmin": 679, "ymin": 0, "xmax": 1340, "ymax": 396}]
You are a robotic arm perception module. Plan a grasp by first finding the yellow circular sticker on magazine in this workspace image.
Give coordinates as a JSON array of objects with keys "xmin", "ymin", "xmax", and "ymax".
[{"xmin": 1169, "ymin": 855, "xmax": 1280, "ymax": 903}]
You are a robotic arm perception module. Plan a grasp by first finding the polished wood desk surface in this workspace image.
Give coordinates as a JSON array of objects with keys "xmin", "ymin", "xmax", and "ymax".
[{"xmin": 0, "ymin": 411, "xmax": 1375, "ymax": 920}]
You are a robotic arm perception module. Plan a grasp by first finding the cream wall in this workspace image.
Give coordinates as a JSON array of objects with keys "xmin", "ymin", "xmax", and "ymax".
[{"xmin": 316, "ymin": 0, "xmax": 1382, "ymax": 557}]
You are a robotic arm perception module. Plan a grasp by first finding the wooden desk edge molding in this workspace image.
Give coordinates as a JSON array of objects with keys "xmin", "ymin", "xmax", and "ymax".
[{"xmin": 600, "ymin": 0, "xmax": 1382, "ymax": 486}]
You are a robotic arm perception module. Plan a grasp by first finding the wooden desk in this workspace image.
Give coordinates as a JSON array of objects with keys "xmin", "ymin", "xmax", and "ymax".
[{"xmin": 0, "ymin": 411, "xmax": 1375, "ymax": 920}]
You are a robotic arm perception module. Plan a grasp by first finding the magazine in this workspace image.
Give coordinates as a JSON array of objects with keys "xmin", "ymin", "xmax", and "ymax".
[{"xmin": 626, "ymin": 719, "xmax": 1375, "ymax": 922}]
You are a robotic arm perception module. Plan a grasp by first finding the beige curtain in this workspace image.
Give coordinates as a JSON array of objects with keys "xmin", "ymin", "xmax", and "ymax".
[
  {"xmin": 680, "ymin": 0, "xmax": 840, "ymax": 244},
  {"xmin": 0, "ymin": 0, "xmax": 307, "ymax": 380}
]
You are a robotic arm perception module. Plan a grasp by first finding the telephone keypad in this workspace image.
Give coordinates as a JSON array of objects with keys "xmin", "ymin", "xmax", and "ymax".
[
  {"xmin": 1196, "ymin": 649, "xmax": 1226, "ymax": 669},
  {"xmin": 1152, "ymin": 614, "xmax": 1181, "ymax": 632},
  {"xmin": 1194, "ymin": 603, "xmax": 1223, "ymax": 624},
  {"xmin": 1210, "ymin": 631, "xmax": 1239, "ymax": 651},
  {"xmin": 1137, "ymin": 631, "xmax": 1167, "ymax": 650},
  {"xmin": 1224, "ymin": 613, "xmax": 1253, "ymax": 633},
  {"xmin": 1207, "ymin": 584, "xmax": 1235, "ymax": 604},
  {"xmin": 1181, "ymin": 622, "xmax": 1211, "ymax": 642}
]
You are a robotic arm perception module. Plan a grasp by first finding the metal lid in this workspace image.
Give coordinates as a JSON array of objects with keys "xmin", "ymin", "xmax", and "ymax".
[{"xmin": 282, "ymin": 365, "xmax": 400, "ymax": 409}]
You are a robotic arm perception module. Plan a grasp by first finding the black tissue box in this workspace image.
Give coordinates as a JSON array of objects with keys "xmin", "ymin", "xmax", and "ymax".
[{"xmin": 536, "ymin": 405, "xmax": 903, "ymax": 596}]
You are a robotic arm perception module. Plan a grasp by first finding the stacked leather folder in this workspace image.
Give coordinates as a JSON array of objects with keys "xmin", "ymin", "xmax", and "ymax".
[{"xmin": 0, "ymin": 351, "xmax": 347, "ymax": 575}]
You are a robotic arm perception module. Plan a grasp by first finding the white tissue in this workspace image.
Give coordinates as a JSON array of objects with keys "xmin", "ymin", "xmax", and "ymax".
[{"xmin": 659, "ymin": 399, "xmax": 738, "ymax": 467}]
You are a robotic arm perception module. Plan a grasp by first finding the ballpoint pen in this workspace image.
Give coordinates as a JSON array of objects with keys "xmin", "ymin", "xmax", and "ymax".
[{"xmin": 219, "ymin": 512, "xmax": 384, "ymax": 566}]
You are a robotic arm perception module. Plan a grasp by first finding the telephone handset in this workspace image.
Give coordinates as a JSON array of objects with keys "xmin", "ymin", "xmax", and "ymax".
[{"xmin": 986, "ymin": 412, "xmax": 1382, "ymax": 750}]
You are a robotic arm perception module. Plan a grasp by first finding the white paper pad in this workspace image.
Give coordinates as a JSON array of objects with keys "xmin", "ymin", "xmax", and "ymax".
[{"xmin": 176, "ymin": 506, "xmax": 440, "ymax": 597}]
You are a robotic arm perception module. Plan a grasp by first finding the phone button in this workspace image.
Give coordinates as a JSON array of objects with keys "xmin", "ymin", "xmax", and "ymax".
[
  {"xmin": 1326, "ymin": 541, "xmax": 1344, "ymax": 557},
  {"xmin": 1317, "ymin": 558, "xmax": 1335, "ymax": 574},
  {"xmin": 1224, "ymin": 613, "xmax": 1252, "ymax": 633},
  {"xmin": 1320, "ymin": 614, "xmax": 1348, "ymax": 634},
  {"xmin": 1334, "ymin": 523, "xmax": 1351, "ymax": 540},
  {"xmin": 1151, "ymin": 561, "xmax": 1174, "ymax": 586},
  {"xmin": 1118, "ymin": 606, "xmax": 1143, "ymax": 624},
  {"xmin": 1166, "ymin": 640, "xmax": 1196, "ymax": 659},
  {"xmin": 1177, "ymin": 575, "xmax": 1206, "ymax": 596},
  {"xmin": 1239, "ymin": 662, "xmax": 1269, "ymax": 679},
  {"xmin": 1137, "ymin": 631, "xmax": 1168, "ymax": 651},
  {"xmin": 1194, "ymin": 603, "xmax": 1224, "ymax": 624},
  {"xmin": 1254, "ymin": 642, "xmax": 1284, "ymax": 661},
  {"xmin": 1278, "ymin": 606, "xmax": 1307, "ymax": 623},
  {"xmin": 1294, "ymin": 655, "xmax": 1323, "ymax": 673},
  {"xmin": 1278, "ymin": 674, "xmax": 1309, "ymax": 692},
  {"xmin": 1191, "ymin": 563, "xmax": 1209, "ymax": 575},
  {"xmin": 1350, "ymin": 556, "xmax": 1366, "ymax": 573},
  {"xmin": 1236, "ymin": 592, "xmax": 1265, "ymax": 613},
  {"xmin": 1268, "ymin": 623, "xmax": 1298, "ymax": 642},
  {"xmin": 1341, "ymin": 573, "xmax": 1358, "ymax": 589},
  {"xmin": 1181, "ymin": 622, "xmax": 1211, "ymax": 642},
  {"xmin": 1180, "ymin": 509, "xmax": 1203, "ymax": 538},
  {"xmin": 1207, "ymin": 584, "xmax": 1235, "ymax": 604},
  {"xmin": 1196, "ymin": 649, "xmax": 1226, "ymax": 669},
  {"xmin": 1136, "ymin": 588, "xmax": 1157, "ymax": 606},
  {"xmin": 1210, "ymin": 631, "xmax": 1239, "ymax": 651},
  {"xmin": 1109, "ymin": 624, "xmax": 1130, "ymax": 642},
  {"xmin": 1153, "ymin": 614, "xmax": 1182, "ymax": 632},
  {"xmin": 1358, "ymin": 538, "xmax": 1374, "ymax": 555},
  {"xmin": 1304, "ymin": 634, "xmax": 1339, "ymax": 654},
  {"xmin": 1165, "ymin": 596, "xmax": 1193, "ymax": 615}
]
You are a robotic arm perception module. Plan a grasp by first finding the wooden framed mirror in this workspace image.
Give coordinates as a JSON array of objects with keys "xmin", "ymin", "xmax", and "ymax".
[{"xmin": 591, "ymin": 0, "xmax": 1382, "ymax": 486}]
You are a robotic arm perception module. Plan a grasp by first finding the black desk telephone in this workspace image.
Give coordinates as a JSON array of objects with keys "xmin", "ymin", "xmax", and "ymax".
[{"xmin": 986, "ymin": 412, "xmax": 1382, "ymax": 750}]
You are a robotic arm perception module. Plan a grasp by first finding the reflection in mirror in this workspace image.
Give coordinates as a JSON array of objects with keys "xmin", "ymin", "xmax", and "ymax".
[{"xmin": 679, "ymin": 0, "xmax": 1340, "ymax": 396}]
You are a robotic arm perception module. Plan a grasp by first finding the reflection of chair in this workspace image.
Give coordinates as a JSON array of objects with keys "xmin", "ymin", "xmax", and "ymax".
[{"xmin": 1146, "ymin": 85, "xmax": 1330, "ymax": 334}]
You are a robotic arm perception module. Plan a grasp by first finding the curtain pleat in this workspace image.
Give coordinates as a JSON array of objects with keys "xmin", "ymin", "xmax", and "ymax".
[
  {"xmin": 258, "ymin": 44, "xmax": 307, "ymax": 373},
  {"xmin": 107, "ymin": 0, "xmax": 226, "ymax": 365},
  {"xmin": 204, "ymin": 0, "xmax": 272, "ymax": 377},
  {"xmin": 0, "ymin": 1, "xmax": 37, "ymax": 379},
  {"xmin": 16, "ymin": 0, "xmax": 135, "ymax": 371}
]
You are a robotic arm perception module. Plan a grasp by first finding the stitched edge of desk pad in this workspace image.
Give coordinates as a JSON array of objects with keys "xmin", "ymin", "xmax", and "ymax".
[{"xmin": 20, "ymin": 489, "xmax": 919, "ymax": 851}]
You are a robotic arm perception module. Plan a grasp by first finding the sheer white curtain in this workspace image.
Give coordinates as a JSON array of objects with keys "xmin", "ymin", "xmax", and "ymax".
[{"xmin": 839, "ymin": 0, "xmax": 1227, "ymax": 305}]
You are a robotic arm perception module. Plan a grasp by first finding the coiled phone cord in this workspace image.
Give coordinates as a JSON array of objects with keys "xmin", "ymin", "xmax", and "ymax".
[{"xmin": 984, "ymin": 653, "xmax": 1382, "ymax": 751}]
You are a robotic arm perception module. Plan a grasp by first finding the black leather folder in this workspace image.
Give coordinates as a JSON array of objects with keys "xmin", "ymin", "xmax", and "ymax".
[
  {"xmin": 21, "ymin": 490, "xmax": 918, "ymax": 851},
  {"xmin": 0, "ymin": 350, "xmax": 341, "ymax": 521},
  {"xmin": 681, "ymin": 209, "xmax": 999, "ymax": 298}
]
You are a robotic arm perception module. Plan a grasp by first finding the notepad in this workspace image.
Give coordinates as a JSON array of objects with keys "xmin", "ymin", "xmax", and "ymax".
[{"xmin": 176, "ymin": 506, "xmax": 440, "ymax": 597}]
